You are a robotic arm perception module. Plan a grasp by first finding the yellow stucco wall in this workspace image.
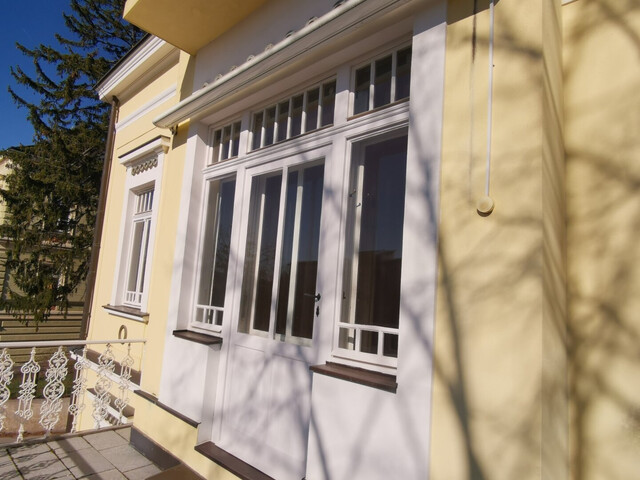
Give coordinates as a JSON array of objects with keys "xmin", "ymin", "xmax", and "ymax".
[
  {"xmin": 431, "ymin": 1, "xmax": 567, "ymax": 478},
  {"xmin": 564, "ymin": 1, "xmax": 640, "ymax": 479},
  {"xmin": 87, "ymin": 51, "xmax": 190, "ymax": 397}
]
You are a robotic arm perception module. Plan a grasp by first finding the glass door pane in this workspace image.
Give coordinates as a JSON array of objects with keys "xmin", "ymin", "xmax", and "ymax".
[
  {"xmin": 239, "ymin": 162, "xmax": 324, "ymax": 343},
  {"xmin": 240, "ymin": 174, "xmax": 283, "ymax": 333}
]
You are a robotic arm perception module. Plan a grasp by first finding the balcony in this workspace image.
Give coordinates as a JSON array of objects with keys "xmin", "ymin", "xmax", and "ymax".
[
  {"xmin": 123, "ymin": 0, "xmax": 268, "ymax": 54},
  {"xmin": 0, "ymin": 339, "xmax": 201, "ymax": 479}
]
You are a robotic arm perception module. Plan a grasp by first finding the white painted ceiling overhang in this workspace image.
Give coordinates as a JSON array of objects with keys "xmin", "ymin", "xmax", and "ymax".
[{"xmin": 153, "ymin": 0, "xmax": 417, "ymax": 129}]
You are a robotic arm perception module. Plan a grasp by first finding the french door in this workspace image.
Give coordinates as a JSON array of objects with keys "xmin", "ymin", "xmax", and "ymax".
[{"xmin": 218, "ymin": 151, "xmax": 328, "ymax": 480}]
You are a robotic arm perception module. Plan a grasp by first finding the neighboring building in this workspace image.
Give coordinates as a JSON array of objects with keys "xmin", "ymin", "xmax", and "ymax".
[{"xmin": 87, "ymin": 1, "xmax": 640, "ymax": 479}]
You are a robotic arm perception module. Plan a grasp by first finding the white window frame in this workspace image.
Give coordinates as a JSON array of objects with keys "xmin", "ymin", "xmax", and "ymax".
[
  {"xmin": 190, "ymin": 174, "xmax": 238, "ymax": 333},
  {"xmin": 331, "ymin": 128, "xmax": 409, "ymax": 369},
  {"xmin": 349, "ymin": 43, "xmax": 412, "ymax": 117},
  {"xmin": 111, "ymin": 136, "xmax": 168, "ymax": 314}
]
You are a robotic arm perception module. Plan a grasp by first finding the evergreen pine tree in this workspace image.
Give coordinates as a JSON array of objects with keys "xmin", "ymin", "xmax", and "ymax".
[{"xmin": 1, "ymin": 0, "xmax": 144, "ymax": 323}]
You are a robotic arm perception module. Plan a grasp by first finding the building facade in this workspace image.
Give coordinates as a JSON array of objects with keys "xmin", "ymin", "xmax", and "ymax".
[{"xmin": 88, "ymin": 1, "xmax": 640, "ymax": 479}]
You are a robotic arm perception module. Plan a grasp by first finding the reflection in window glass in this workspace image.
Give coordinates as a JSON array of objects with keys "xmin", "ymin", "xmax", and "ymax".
[
  {"xmin": 221, "ymin": 125, "xmax": 231, "ymax": 160},
  {"xmin": 240, "ymin": 163, "xmax": 324, "ymax": 343},
  {"xmin": 252, "ymin": 112, "xmax": 264, "ymax": 150},
  {"xmin": 290, "ymin": 95, "xmax": 304, "ymax": 137},
  {"xmin": 396, "ymin": 47, "xmax": 412, "ymax": 100},
  {"xmin": 212, "ymin": 130, "xmax": 222, "ymax": 164},
  {"xmin": 277, "ymin": 101, "xmax": 290, "ymax": 142},
  {"xmin": 354, "ymin": 65, "xmax": 371, "ymax": 115},
  {"xmin": 240, "ymin": 174, "xmax": 282, "ymax": 333},
  {"xmin": 305, "ymin": 88, "xmax": 319, "ymax": 133},
  {"xmin": 264, "ymin": 106, "xmax": 277, "ymax": 147},
  {"xmin": 373, "ymin": 55, "xmax": 392, "ymax": 108},
  {"xmin": 195, "ymin": 177, "xmax": 236, "ymax": 328},
  {"xmin": 340, "ymin": 134, "xmax": 407, "ymax": 358},
  {"xmin": 231, "ymin": 122, "xmax": 241, "ymax": 157},
  {"xmin": 351, "ymin": 45, "xmax": 412, "ymax": 116},
  {"xmin": 321, "ymin": 81, "xmax": 336, "ymax": 127}
]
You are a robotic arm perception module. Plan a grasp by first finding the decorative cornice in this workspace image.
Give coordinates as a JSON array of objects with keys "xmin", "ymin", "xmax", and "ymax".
[
  {"xmin": 97, "ymin": 36, "xmax": 178, "ymax": 100},
  {"xmin": 118, "ymin": 136, "xmax": 171, "ymax": 168}
]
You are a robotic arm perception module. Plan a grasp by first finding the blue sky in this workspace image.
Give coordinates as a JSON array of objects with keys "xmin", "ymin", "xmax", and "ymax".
[{"xmin": 0, "ymin": 1, "xmax": 72, "ymax": 150}]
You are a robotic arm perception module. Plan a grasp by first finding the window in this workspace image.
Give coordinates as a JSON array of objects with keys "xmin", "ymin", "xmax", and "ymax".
[
  {"xmin": 124, "ymin": 188, "xmax": 154, "ymax": 307},
  {"xmin": 337, "ymin": 133, "xmax": 408, "ymax": 365},
  {"xmin": 250, "ymin": 80, "xmax": 336, "ymax": 150},
  {"xmin": 352, "ymin": 45, "xmax": 412, "ymax": 115},
  {"xmin": 110, "ymin": 136, "xmax": 167, "ymax": 316},
  {"xmin": 210, "ymin": 121, "xmax": 241, "ymax": 164},
  {"xmin": 193, "ymin": 176, "xmax": 236, "ymax": 331},
  {"xmin": 238, "ymin": 162, "xmax": 324, "ymax": 344}
]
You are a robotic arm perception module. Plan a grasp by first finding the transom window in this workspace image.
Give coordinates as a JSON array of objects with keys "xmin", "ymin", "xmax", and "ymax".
[
  {"xmin": 352, "ymin": 45, "xmax": 412, "ymax": 115},
  {"xmin": 210, "ymin": 121, "xmax": 241, "ymax": 164},
  {"xmin": 124, "ymin": 187, "xmax": 154, "ymax": 307},
  {"xmin": 338, "ymin": 133, "xmax": 408, "ymax": 365},
  {"xmin": 193, "ymin": 176, "xmax": 236, "ymax": 331},
  {"xmin": 250, "ymin": 80, "xmax": 336, "ymax": 151},
  {"xmin": 238, "ymin": 162, "xmax": 324, "ymax": 344}
]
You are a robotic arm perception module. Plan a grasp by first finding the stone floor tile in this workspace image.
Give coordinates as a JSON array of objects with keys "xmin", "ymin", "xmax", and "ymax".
[
  {"xmin": 58, "ymin": 446, "xmax": 115, "ymax": 478},
  {"xmin": 13, "ymin": 450, "xmax": 69, "ymax": 480},
  {"xmin": 115, "ymin": 428, "xmax": 131, "ymax": 442},
  {"xmin": 80, "ymin": 469, "xmax": 128, "ymax": 480},
  {"xmin": 100, "ymin": 444, "xmax": 151, "ymax": 473},
  {"xmin": 0, "ymin": 458, "xmax": 21, "ymax": 479},
  {"xmin": 8, "ymin": 442, "xmax": 50, "ymax": 458},
  {"xmin": 49, "ymin": 436, "xmax": 92, "ymax": 454},
  {"xmin": 123, "ymin": 463, "xmax": 162, "ymax": 479},
  {"xmin": 83, "ymin": 431, "xmax": 128, "ymax": 451}
]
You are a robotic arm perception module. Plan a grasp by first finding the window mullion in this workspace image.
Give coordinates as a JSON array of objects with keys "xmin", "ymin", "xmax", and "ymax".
[
  {"xmin": 347, "ymin": 161, "xmax": 365, "ymax": 330},
  {"xmin": 391, "ymin": 51, "xmax": 398, "ymax": 103},
  {"xmin": 284, "ymin": 170, "xmax": 305, "ymax": 340},
  {"xmin": 368, "ymin": 63, "xmax": 375, "ymax": 111},
  {"xmin": 260, "ymin": 110, "xmax": 266, "ymax": 148},
  {"xmin": 136, "ymin": 217, "xmax": 151, "ymax": 301},
  {"xmin": 287, "ymin": 100, "xmax": 293, "ymax": 139},
  {"xmin": 268, "ymin": 169, "xmax": 289, "ymax": 338},
  {"xmin": 301, "ymin": 93, "xmax": 308, "ymax": 135},
  {"xmin": 206, "ymin": 185, "xmax": 223, "ymax": 314},
  {"xmin": 248, "ymin": 179, "xmax": 267, "ymax": 335}
]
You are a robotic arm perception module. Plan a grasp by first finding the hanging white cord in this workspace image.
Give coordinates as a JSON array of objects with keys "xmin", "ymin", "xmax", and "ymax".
[{"xmin": 485, "ymin": 0, "xmax": 495, "ymax": 196}]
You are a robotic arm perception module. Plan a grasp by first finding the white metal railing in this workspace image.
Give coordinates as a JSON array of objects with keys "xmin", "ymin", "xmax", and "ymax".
[{"xmin": 0, "ymin": 339, "xmax": 145, "ymax": 443}]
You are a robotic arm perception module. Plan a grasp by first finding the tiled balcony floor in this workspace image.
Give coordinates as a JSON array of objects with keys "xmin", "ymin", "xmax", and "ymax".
[{"xmin": 0, "ymin": 427, "xmax": 162, "ymax": 480}]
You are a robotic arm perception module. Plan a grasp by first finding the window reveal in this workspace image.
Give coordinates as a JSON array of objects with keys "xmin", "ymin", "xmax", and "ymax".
[
  {"xmin": 239, "ymin": 163, "xmax": 324, "ymax": 344},
  {"xmin": 339, "ymin": 134, "xmax": 408, "ymax": 361}
]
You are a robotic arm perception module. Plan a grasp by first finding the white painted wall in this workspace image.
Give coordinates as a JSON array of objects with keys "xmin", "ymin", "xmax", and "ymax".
[{"xmin": 305, "ymin": 3, "xmax": 447, "ymax": 479}]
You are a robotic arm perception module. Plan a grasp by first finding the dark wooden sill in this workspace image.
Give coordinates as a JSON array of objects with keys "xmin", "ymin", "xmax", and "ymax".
[
  {"xmin": 195, "ymin": 442, "xmax": 275, "ymax": 480},
  {"xmin": 172, "ymin": 329, "xmax": 223, "ymax": 346},
  {"xmin": 134, "ymin": 389, "xmax": 200, "ymax": 428},
  {"xmin": 310, "ymin": 362, "xmax": 397, "ymax": 393},
  {"xmin": 103, "ymin": 304, "xmax": 149, "ymax": 322}
]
